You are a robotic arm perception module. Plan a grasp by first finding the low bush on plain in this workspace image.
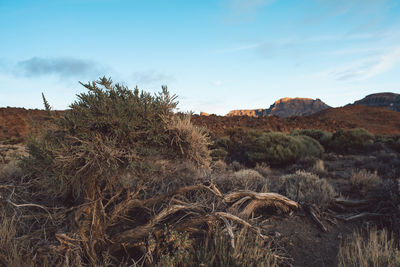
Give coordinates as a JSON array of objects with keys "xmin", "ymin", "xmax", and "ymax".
[
  {"xmin": 271, "ymin": 170, "xmax": 335, "ymax": 207},
  {"xmin": 329, "ymin": 128, "xmax": 374, "ymax": 153},
  {"xmin": 350, "ymin": 169, "xmax": 382, "ymax": 197}
]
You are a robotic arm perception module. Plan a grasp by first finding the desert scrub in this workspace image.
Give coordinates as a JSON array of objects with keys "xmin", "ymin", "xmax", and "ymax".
[
  {"xmin": 329, "ymin": 128, "xmax": 374, "ymax": 153},
  {"xmin": 232, "ymin": 169, "xmax": 267, "ymax": 191},
  {"xmin": 272, "ymin": 170, "xmax": 335, "ymax": 207},
  {"xmin": 291, "ymin": 129, "xmax": 332, "ymax": 148},
  {"xmin": 351, "ymin": 170, "xmax": 382, "ymax": 197},
  {"xmin": 295, "ymin": 135, "xmax": 324, "ymax": 158},
  {"xmin": 338, "ymin": 227, "xmax": 400, "ymax": 267},
  {"xmin": 254, "ymin": 163, "xmax": 272, "ymax": 177},
  {"xmin": 248, "ymin": 132, "xmax": 301, "ymax": 167}
]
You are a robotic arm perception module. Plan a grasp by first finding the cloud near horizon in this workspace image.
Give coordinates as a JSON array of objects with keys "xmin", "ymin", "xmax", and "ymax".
[
  {"xmin": 131, "ymin": 70, "xmax": 175, "ymax": 85},
  {"xmin": 15, "ymin": 57, "xmax": 105, "ymax": 78}
]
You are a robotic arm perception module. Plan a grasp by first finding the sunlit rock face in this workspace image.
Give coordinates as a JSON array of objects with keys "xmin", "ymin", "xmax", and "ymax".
[
  {"xmin": 352, "ymin": 93, "xmax": 400, "ymax": 112},
  {"xmin": 226, "ymin": 98, "xmax": 330, "ymax": 118}
]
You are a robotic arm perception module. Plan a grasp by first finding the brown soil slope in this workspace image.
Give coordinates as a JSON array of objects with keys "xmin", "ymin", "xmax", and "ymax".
[
  {"xmin": 310, "ymin": 105, "xmax": 400, "ymax": 135},
  {"xmin": 0, "ymin": 108, "xmax": 48, "ymax": 143}
]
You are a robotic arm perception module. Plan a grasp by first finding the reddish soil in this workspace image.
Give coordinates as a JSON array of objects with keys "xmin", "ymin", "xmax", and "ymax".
[
  {"xmin": 309, "ymin": 105, "xmax": 400, "ymax": 135},
  {"xmin": 192, "ymin": 105, "xmax": 400, "ymax": 137},
  {"xmin": 0, "ymin": 105, "xmax": 399, "ymax": 144}
]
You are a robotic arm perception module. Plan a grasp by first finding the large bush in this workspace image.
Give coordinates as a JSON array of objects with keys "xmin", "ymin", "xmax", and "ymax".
[
  {"xmin": 329, "ymin": 128, "xmax": 374, "ymax": 153},
  {"xmin": 15, "ymin": 77, "xmax": 214, "ymax": 265},
  {"xmin": 291, "ymin": 129, "xmax": 332, "ymax": 148},
  {"xmin": 247, "ymin": 132, "xmax": 302, "ymax": 167},
  {"xmin": 296, "ymin": 135, "xmax": 325, "ymax": 158},
  {"xmin": 21, "ymin": 77, "xmax": 210, "ymax": 199}
]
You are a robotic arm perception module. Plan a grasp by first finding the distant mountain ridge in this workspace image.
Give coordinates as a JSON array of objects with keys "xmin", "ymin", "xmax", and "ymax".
[
  {"xmin": 226, "ymin": 97, "xmax": 330, "ymax": 118},
  {"xmin": 351, "ymin": 92, "xmax": 400, "ymax": 112}
]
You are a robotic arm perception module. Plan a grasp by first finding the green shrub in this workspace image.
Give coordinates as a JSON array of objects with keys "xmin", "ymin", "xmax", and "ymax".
[
  {"xmin": 291, "ymin": 129, "xmax": 332, "ymax": 147},
  {"xmin": 329, "ymin": 128, "xmax": 374, "ymax": 153},
  {"xmin": 338, "ymin": 227, "xmax": 400, "ymax": 267},
  {"xmin": 247, "ymin": 132, "xmax": 301, "ymax": 167},
  {"xmin": 213, "ymin": 136, "xmax": 231, "ymax": 150},
  {"xmin": 295, "ymin": 135, "xmax": 324, "ymax": 158},
  {"xmin": 224, "ymin": 128, "xmax": 264, "ymax": 165},
  {"xmin": 210, "ymin": 148, "xmax": 228, "ymax": 161},
  {"xmin": 271, "ymin": 170, "xmax": 335, "ymax": 207}
]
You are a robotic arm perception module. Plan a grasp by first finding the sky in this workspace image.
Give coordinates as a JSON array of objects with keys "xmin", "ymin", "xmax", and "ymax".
[{"xmin": 0, "ymin": 0, "xmax": 400, "ymax": 115}]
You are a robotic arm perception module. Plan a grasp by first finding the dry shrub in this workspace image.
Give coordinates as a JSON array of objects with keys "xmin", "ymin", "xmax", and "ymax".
[
  {"xmin": 0, "ymin": 161, "xmax": 23, "ymax": 181},
  {"xmin": 0, "ymin": 145, "xmax": 27, "ymax": 164},
  {"xmin": 211, "ymin": 160, "xmax": 228, "ymax": 173},
  {"xmin": 338, "ymin": 227, "xmax": 400, "ymax": 267},
  {"xmin": 0, "ymin": 215, "xmax": 29, "ymax": 267},
  {"xmin": 230, "ymin": 161, "xmax": 246, "ymax": 172},
  {"xmin": 272, "ymin": 170, "xmax": 335, "ymax": 207},
  {"xmin": 312, "ymin": 159, "xmax": 327, "ymax": 176},
  {"xmin": 232, "ymin": 169, "xmax": 268, "ymax": 191},
  {"xmin": 153, "ymin": 228, "xmax": 281, "ymax": 267},
  {"xmin": 351, "ymin": 170, "xmax": 382, "ymax": 197},
  {"xmin": 254, "ymin": 163, "xmax": 272, "ymax": 177},
  {"xmin": 164, "ymin": 115, "xmax": 211, "ymax": 167}
]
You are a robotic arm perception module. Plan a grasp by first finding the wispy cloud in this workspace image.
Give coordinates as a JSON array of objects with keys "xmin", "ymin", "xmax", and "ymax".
[
  {"xmin": 213, "ymin": 32, "xmax": 378, "ymax": 55},
  {"xmin": 131, "ymin": 70, "xmax": 175, "ymax": 85},
  {"xmin": 329, "ymin": 46, "xmax": 400, "ymax": 81},
  {"xmin": 15, "ymin": 57, "xmax": 105, "ymax": 78}
]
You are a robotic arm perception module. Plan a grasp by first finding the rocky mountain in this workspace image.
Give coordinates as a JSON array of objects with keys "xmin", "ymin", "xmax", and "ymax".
[
  {"xmin": 351, "ymin": 92, "xmax": 400, "ymax": 112},
  {"xmin": 226, "ymin": 97, "xmax": 330, "ymax": 118}
]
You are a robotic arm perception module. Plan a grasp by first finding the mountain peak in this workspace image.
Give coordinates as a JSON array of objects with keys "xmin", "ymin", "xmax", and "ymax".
[{"xmin": 226, "ymin": 98, "xmax": 330, "ymax": 118}]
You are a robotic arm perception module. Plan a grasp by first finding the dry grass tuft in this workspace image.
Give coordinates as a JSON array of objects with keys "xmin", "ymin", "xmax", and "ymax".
[
  {"xmin": 254, "ymin": 163, "xmax": 272, "ymax": 177},
  {"xmin": 338, "ymin": 227, "xmax": 400, "ymax": 267},
  {"xmin": 164, "ymin": 115, "xmax": 212, "ymax": 167},
  {"xmin": 351, "ymin": 169, "xmax": 382, "ymax": 197}
]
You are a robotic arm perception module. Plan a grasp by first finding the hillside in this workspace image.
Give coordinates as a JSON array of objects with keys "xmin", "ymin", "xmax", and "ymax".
[{"xmin": 309, "ymin": 105, "xmax": 400, "ymax": 135}]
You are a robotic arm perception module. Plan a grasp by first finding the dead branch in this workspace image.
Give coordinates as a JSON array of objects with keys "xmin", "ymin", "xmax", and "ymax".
[
  {"xmin": 302, "ymin": 204, "xmax": 327, "ymax": 233},
  {"xmin": 224, "ymin": 191, "xmax": 300, "ymax": 210},
  {"xmin": 334, "ymin": 198, "xmax": 371, "ymax": 207},
  {"xmin": 343, "ymin": 212, "xmax": 383, "ymax": 221},
  {"xmin": 220, "ymin": 216, "xmax": 235, "ymax": 248},
  {"xmin": 112, "ymin": 204, "xmax": 201, "ymax": 243}
]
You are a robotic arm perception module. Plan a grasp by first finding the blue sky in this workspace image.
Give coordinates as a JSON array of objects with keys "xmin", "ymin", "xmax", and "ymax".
[{"xmin": 1, "ymin": 0, "xmax": 399, "ymax": 115}]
